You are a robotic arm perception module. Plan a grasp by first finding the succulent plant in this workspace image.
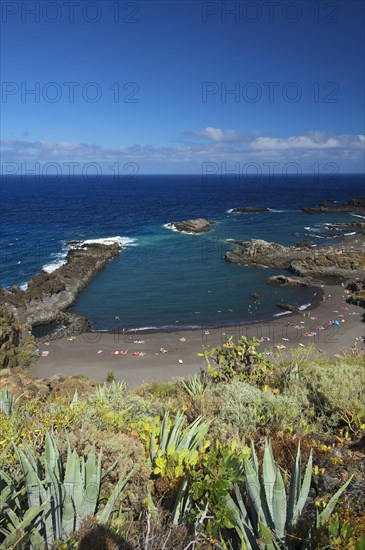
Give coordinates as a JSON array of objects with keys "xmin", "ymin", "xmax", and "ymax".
[
  {"xmin": 226, "ymin": 440, "xmax": 353, "ymax": 549},
  {"xmin": 0, "ymin": 388, "xmax": 14, "ymax": 415},
  {"xmin": 149, "ymin": 411, "xmax": 211, "ymax": 463},
  {"xmin": 0, "ymin": 431, "xmax": 134, "ymax": 547}
]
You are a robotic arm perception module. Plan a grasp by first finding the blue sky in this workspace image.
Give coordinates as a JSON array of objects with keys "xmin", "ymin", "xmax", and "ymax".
[{"xmin": 1, "ymin": 0, "xmax": 364, "ymax": 174}]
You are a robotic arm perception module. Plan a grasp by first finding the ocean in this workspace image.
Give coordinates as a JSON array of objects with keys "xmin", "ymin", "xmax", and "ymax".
[{"xmin": 1, "ymin": 174, "xmax": 364, "ymax": 331}]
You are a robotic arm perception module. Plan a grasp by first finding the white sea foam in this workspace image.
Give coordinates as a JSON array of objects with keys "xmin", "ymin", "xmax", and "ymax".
[
  {"xmin": 298, "ymin": 303, "xmax": 311, "ymax": 311},
  {"xmin": 344, "ymin": 231, "xmax": 357, "ymax": 236},
  {"xmin": 163, "ymin": 223, "xmax": 197, "ymax": 235},
  {"xmin": 42, "ymin": 236, "xmax": 135, "ymax": 274},
  {"xmin": 268, "ymin": 208, "xmax": 301, "ymax": 213},
  {"xmin": 351, "ymin": 214, "xmax": 365, "ymax": 219},
  {"xmin": 134, "ymin": 326, "xmax": 158, "ymax": 331},
  {"xmin": 42, "ymin": 257, "xmax": 67, "ymax": 274},
  {"xmin": 306, "ymin": 233, "xmax": 326, "ymax": 239},
  {"xmin": 20, "ymin": 282, "xmax": 28, "ymax": 291},
  {"xmin": 71, "ymin": 236, "xmax": 136, "ymax": 247},
  {"xmin": 273, "ymin": 311, "xmax": 292, "ymax": 317},
  {"xmin": 227, "ymin": 208, "xmax": 234, "ymax": 213}
]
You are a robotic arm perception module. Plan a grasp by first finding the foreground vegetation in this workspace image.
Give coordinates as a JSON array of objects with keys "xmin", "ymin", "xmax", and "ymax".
[{"xmin": 1, "ymin": 338, "xmax": 365, "ymax": 549}]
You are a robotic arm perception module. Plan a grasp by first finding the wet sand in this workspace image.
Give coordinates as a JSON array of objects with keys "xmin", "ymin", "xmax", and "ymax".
[{"xmin": 32, "ymin": 283, "xmax": 364, "ymax": 386}]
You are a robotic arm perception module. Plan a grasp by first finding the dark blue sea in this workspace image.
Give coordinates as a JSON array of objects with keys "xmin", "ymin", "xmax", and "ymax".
[{"xmin": 1, "ymin": 174, "xmax": 364, "ymax": 331}]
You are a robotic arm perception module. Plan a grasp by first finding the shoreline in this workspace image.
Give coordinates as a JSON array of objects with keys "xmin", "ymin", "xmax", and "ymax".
[{"xmin": 32, "ymin": 282, "xmax": 364, "ymax": 387}]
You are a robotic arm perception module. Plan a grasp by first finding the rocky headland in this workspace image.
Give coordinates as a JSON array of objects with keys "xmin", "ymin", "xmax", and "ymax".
[
  {"xmin": 302, "ymin": 197, "xmax": 365, "ymax": 214},
  {"xmin": 225, "ymin": 237, "xmax": 365, "ymax": 281},
  {"xmin": 165, "ymin": 218, "xmax": 213, "ymax": 233},
  {"xmin": 0, "ymin": 240, "xmax": 122, "ymax": 332},
  {"xmin": 231, "ymin": 206, "xmax": 269, "ymax": 213}
]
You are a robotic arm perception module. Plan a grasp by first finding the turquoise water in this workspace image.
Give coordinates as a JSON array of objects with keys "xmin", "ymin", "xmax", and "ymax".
[{"xmin": 1, "ymin": 174, "xmax": 363, "ymax": 330}]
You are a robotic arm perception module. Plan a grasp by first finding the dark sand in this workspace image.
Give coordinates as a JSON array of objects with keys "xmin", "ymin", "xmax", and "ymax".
[{"xmin": 33, "ymin": 283, "xmax": 364, "ymax": 386}]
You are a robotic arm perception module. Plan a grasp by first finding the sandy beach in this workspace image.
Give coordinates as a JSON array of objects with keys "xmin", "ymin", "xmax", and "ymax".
[{"xmin": 32, "ymin": 282, "xmax": 364, "ymax": 386}]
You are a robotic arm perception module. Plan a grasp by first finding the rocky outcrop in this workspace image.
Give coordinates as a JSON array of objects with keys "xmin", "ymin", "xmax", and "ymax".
[
  {"xmin": 302, "ymin": 198, "xmax": 365, "ymax": 214},
  {"xmin": 34, "ymin": 312, "xmax": 92, "ymax": 342},
  {"xmin": 346, "ymin": 279, "xmax": 365, "ymax": 308},
  {"xmin": 165, "ymin": 219, "xmax": 213, "ymax": 233},
  {"xmin": 277, "ymin": 303, "xmax": 300, "ymax": 313},
  {"xmin": 332, "ymin": 221, "xmax": 365, "ymax": 229},
  {"xmin": 0, "ymin": 306, "xmax": 38, "ymax": 370},
  {"xmin": 267, "ymin": 274, "xmax": 319, "ymax": 287},
  {"xmin": 232, "ymin": 206, "xmax": 269, "ymax": 213},
  {"xmin": 225, "ymin": 237, "xmax": 365, "ymax": 280},
  {"xmin": 289, "ymin": 252, "xmax": 365, "ymax": 279},
  {"xmin": 225, "ymin": 239, "xmax": 293, "ymax": 269},
  {"xmin": 0, "ymin": 241, "xmax": 122, "ymax": 327}
]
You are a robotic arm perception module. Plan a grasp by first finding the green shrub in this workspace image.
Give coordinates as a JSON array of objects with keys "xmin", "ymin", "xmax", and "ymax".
[
  {"xmin": 198, "ymin": 336, "xmax": 271, "ymax": 385},
  {"xmin": 106, "ymin": 371, "xmax": 115, "ymax": 383},
  {"xmin": 212, "ymin": 381, "xmax": 304, "ymax": 440},
  {"xmin": 295, "ymin": 359, "xmax": 365, "ymax": 434}
]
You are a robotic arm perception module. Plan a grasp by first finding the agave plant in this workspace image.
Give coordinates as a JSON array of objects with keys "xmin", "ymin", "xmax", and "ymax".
[
  {"xmin": 149, "ymin": 411, "xmax": 211, "ymax": 463},
  {"xmin": 148, "ymin": 412, "xmax": 211, "ymax": 527},
  {"xmin": 226, "ymin": 440, "xmax": 353, "ymax": 549},
  {"xmin": 0, "ymin": 388, "xmax": 15, "ymax": 415},
  {"xmin": 179, "ymin": 374, "xmax": 209, "ymax": 397},
  {"xmin": 95, "ymin": 380, "xmax": 128, "ymax": 402},
  {"xmin": 0, "ymin": 467, "xmax": 46, "ymax": 549},
  {"xmin": 0, "ymin": 431, "xmax": 134, "ymax": 547}
]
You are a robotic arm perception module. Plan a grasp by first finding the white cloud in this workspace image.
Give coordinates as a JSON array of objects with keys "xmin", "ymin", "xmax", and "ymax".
[
  {"xmin": 189, "ymin": 127, "xmax": 240, "ymax": 142},
  {"xmin": 1, "ymin": 131, "xmax": 364, "ymax": 172},
  {"xmin": 250, "ymin": 133, "xmax": 364, "ymax": 151}
]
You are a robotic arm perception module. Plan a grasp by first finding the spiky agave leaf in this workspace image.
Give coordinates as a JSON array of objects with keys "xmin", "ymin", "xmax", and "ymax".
[
  {"xmin": 226, "ymin": 493, "xmax": 261, "ymax": 550},
  {"xmin": 263, "ymin": 440, "xmax": 276, "ymax": 521},
  {"xmin": 244, "ymin": 458, "xmax": 264, "ymax": 524},
  {"xmin": 292, "ymin": 450, "xmax": 312, "ymax": 526},
  {"xmin": 16, "ymin": 448, "xmax": 45, "ymax": 509},
  {"xmin": 316, "ymin": 475, "xmax": 353, "ymax": 527},
  {"xmin": 159, "ymin": 412, "xmax": 171, "ymax": 451},
  {"xmin": 0, "ymin": 388, "xmax": 14, "ymax": 415},
  {"xmin": 287, "ymin": 443, "xmax": 301, "ymax": 528},
  {"xmin": 272, "ymin": 468, "xmax": 286, "ymax": 540},
  {"xmin": 45, "ymin": 458, "xmax": 64, "ymax": 542},
  {"xmin": 250, "ymin": 440, "xmax": 259, "ymax": 477},
  {"xmin": 172, "ymin": 477, "xmax": 189, "ymax": 525},
  {"xmin": 97, "ymin": 466, "xmax": 135, "ymax": 524},
  {"xmin": 0, "ymin": 503, "xmax": 47, "ymax": 550},
  {"xmin": 178, "ymin": 415, "xmax": 211, "ymax": 451},
  {"xmin": 167, "ymin": 412, "xmax": 185, "ymax": 449},
  {"xmin": 81, "ymin": 447, "xmax": 102, "ymax": 519}
]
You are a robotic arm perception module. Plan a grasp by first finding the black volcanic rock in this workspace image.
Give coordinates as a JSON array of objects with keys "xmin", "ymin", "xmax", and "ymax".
[
  {"xmin": 225, "ymin": 239, "xmax": 292, "ymax": 269},
  {"xmin": 232, "ymin": 206, "xmax": 269, "ymax": 213},
  {"xmin": 267, "ymin": 275, "xmax": 318, "ymax": 287},
  {"xmin": 302, "ymin": 198, "xmax": 365, "ymax": 214},
  {"xmin": 225, "ymin": 238, "xmax": 365, "ymax": 279},
  {"xmin": 277, "ymin": 303, "xmax": 300, "ymax": 314},
  {"xmin": 0, "ymin": 241, "xmax": 122, "ymax": 327}
]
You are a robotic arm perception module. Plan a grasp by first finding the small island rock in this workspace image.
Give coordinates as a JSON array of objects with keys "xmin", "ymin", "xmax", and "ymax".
[{"xmin": 166, "ymin": 219, "xmax": 213, "ymax": 233}]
